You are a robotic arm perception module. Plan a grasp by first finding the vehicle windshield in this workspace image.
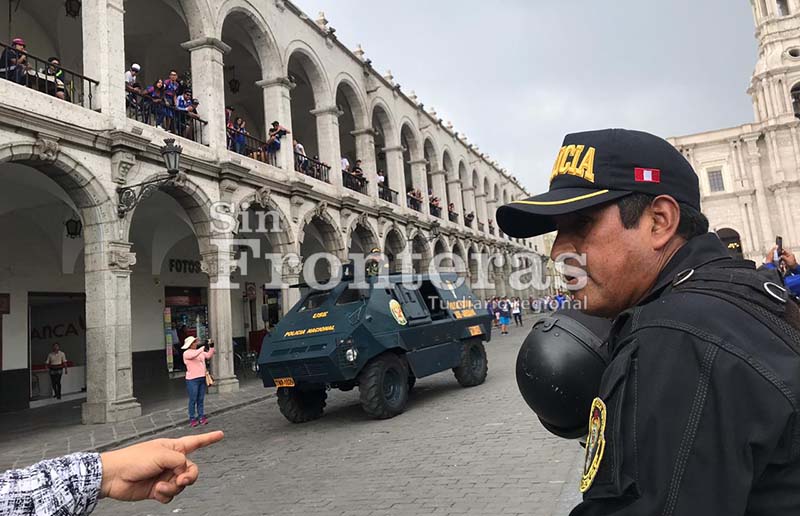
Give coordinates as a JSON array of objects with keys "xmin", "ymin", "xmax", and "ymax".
[
  {"xmin": 335, "ymin": 286, "xmax": 369, "ymax": 305},
  {"xmin": 298, "ymin": 291, "xmax": 330, "ymax": 311}
]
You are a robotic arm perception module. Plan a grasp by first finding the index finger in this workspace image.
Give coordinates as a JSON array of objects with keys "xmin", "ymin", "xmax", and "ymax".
[{"xmin": 172, "ymin": 431, "xmax": 224, "ymax": 454}]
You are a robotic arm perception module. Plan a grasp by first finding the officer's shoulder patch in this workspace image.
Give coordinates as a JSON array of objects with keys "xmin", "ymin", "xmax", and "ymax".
[{"xmin": 580, "ymin": 397, "xmax": 607, "ymax": 493}]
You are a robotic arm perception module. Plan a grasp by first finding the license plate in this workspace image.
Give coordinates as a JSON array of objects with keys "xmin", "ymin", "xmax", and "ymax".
[
  {"xmin": 274, "ymin": 377, "xmax": 295, "ymax": 387},
  {"xmin": 468, "ymin": 325, "xmax": 483, "ymax": 336}
]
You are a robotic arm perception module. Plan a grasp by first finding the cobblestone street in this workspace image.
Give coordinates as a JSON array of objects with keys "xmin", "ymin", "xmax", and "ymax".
[{"xmin": 94, "ymin": 323, "xmax": 584, "ymax": 516}]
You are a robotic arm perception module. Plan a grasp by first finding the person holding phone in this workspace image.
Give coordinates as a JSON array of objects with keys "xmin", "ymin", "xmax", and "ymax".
[
  {"xmin": 181, "ymin": 336, "xmax": 214, "ymax": 427},
  {"xmin": 763, "ymin": 243, "xmax": 800, "ymax": 297}
]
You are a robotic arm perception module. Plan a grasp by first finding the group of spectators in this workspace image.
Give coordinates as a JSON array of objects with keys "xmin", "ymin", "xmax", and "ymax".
[
  {"xmin": 531, "ymin": 292, "xmax": 575, "ymax": 313},
  {"xmin": 125, "ymin": 64, "xmax": 201, "ymax": 140},
  {"xmin": 407, "ymin": 187, "xmax": 424, "ymax": 210},
  {"xmin": 342, "ymin": 157, "xmax": 367, "ymax": 190},
  {"xmin": 486, "ymin": 296, "xmax": 525, "ymax": 335},
  {"xmin": 1, "ymin": 37, "xmax": 69, "ymax": 100},
  {"xmin": 226, "ymin": 107, "xmax": 290, "ymax": 166},
  {"xmin": 293, "ymin": 139, "xmax": 330, "ymax": 180}
]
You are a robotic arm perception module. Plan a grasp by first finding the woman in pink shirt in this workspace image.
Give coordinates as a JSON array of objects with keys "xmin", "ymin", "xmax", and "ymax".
[{"xmin": 181, "ymin": 336, "xmax": 215, "ymax": 427}]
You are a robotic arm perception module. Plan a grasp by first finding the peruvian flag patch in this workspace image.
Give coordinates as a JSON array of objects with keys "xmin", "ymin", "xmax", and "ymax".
[{"xmin": 635, "ymin": 168, "xmax": 661, "ymax": 183}]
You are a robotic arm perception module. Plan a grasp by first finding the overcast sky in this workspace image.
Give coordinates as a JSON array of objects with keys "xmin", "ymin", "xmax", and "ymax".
[{"xmin": 292, "ymin": 0, "xmax": 758, "ymax": 194}]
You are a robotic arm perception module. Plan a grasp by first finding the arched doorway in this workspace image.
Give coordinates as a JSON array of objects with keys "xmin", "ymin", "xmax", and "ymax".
[
  {"xmin": 717, "ymin": 228, "xmax": 744, "ymax": 259},
  {"xmin": 411, "ymin": 233, "xmax": 432, "ymax": 275},
  {"xmin": 298, "ymin": 214, "xmax": 343, "ymax": 286},
  {"xmin": 288, "ymin": 51, "xmax": 322, "ymax": 161},
  {"xmin": 221, "ymin": 10, "xmax": 268, "ymax": 156},
  {"xmin": 384, "ymin": 227, "xmax": 405, "ymax": 273},
  {"xmin": 372, "ymin": 104, "xmax": 396, "ymax": 203}
]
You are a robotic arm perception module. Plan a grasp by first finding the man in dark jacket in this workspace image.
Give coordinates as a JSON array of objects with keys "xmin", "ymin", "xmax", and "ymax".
[{"xmin": 497, "ymin": 128, "xmax": 800, "ymax": 515}]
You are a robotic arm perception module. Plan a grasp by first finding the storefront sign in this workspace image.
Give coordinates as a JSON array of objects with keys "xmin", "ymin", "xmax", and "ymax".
[{"xmin": 168, "ymin": 259, "xmax": 202, "ymax": 274}]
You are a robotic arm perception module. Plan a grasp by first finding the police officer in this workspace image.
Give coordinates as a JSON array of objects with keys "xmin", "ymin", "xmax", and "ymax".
[{"xmin": 497, "ymin": 129, "xmax": 800, "ymax": 515}]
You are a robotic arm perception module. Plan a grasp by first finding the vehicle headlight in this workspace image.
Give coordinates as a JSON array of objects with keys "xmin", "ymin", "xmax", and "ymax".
[{"xmin": 345, "ymin": 347, "xmax": 358, "ymax": 363}]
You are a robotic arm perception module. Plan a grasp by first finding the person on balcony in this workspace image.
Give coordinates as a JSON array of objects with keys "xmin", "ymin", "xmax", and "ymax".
[
  {"xmin": 145, "ymin": 79, "xmax": 167, "ymax": 128},
  {"xmin": 294, "ymin": 139, "xmax": 308, "ymax": 173},
  {"xmin": 225, "ymin": 106, "xmax": 235, "ymax": 149},
  {"xmin": 465, "ymin": 211, "xmax": 475, "ymax": 226},
  {"xmin": 230, "ymin": 117, "xmax": 248, "ymax": 155},
  {"xmin": 448, "ymin": 202, "xmax": 458, "ymax": 220},
  {"xmin": 163, "ymin": 70, "xmax": 181, "ymax": 131},
  {"xmin": 267, "ymin": 121, "xmax": 290, "ymax": 165},
  {"xmin": 341, "ymin": 156, "xmax": 350, "ymax": 173},
  {"xmin": 40, "ymin": 57, "xmax": 67, "ymax": 100},
  {"xmin": 0, "ymin": 37, "xmax": 28, "ymax": 85},
  {"xmin": 176, "ymin": 90, "xmax": 193, "ymax": 135},
  {"xmin": 124, "ymin": 63, "xmax": 140, "ymax": 92}
]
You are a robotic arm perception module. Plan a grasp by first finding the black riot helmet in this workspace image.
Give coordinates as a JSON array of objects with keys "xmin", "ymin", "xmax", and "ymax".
[{"xmin": 516, "ymin": 309, "xmax": 612, "ymax": 439}]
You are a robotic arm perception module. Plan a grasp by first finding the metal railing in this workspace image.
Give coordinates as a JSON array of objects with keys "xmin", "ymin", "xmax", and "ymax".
[
  {"xmin": 448, "ymin": 211, "xmax": 459, "ymax": 223},
  {"xmin": 378, "ymin": 184, "xmax": 398, "ymax": 204},
  {"xmin": 126, "ymin": 90, "xmax": 207, "ymax": 144},
  {"xmin": 1, "ymin": 42, "xmax": 99, "ymax": 109},
  {"xmin": 342, "ymin": 170, "xmax": 368, "ymax": 194},
  {"xmin": 229, "ymin": 131, "xmax": 279, "ymax": 166},
  {"xmin": 407, "ymin": 195, "xmax": 423, "ymax": 212},
  {"xmin": 295, "ymin": 152, "xmax": 330, "ymax": 183},
  {"xmin": 429, "ymin": 204, "xmax": 442, "ymax": 218}
]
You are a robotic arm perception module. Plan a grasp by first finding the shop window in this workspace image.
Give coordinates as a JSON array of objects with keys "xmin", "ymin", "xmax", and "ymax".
[{"xmin": 708, "ymin": 170, "xmax": 725, "ymax": 193}]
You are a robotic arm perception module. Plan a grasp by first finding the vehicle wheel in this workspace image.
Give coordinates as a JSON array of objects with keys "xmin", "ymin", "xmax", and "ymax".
[
  {"xmin": 454, "ymin": 340, "xmax": 488, "ymax": 387},
  {"xmin": 358, "ymin": 353, "xmax": 410, "ymax": 419},
  {"xmin": 276, "ymin": 387, "xmax": 327, "ymax": 423}
]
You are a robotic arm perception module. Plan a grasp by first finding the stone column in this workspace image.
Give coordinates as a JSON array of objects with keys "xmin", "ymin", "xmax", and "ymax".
[
  {"xmin": 181, "ymin": 37, "xmax": 231, "ymax": 152},
  {"xmin": 766, "ymin": 130, "xmax": 784, "ymax": 181},
  {"xmin": 744, "ymin": 135, "xmax": 773, "ymax": 252},
  {"xmin": 461, "ymin": 186, "xmax": 476, "ymax": 228},
  {"xmin": 475, "ymin": 192, "xmax": 488, "ymax": 231},
  {"xmin": 200, "ymin": 248, "xmax": 239, "ymax": 393},
  {"xmin": 763, "ymin": 79, "xmax": 776, "ymax": 119},
  {"xmin": 771, "ymin": 80, "xmax": 785, "ymax": 116},
  {"xmin": 409, "ymin": 158, "xmax": 430, "ymax": 214},
  {"xmin": 430, "ymin": 169, "xmax": 448, "ymax": 216},
  {"xmin": 311, "ymin": 105, "xmax": 343, "ymax": 186},
  {"xmin": 257, "ymin": 77, "xmax": 295, "ymax": 172},
  {"xmin": 486, "ymin": 196, "xmax": 498, "ymax": 231},
  {"xmin": 82, "ymin": 0, "xmax": 126, "ymax": 122},
  {"xmin": 353, "ymin": 129, "xmax": 378, "ymax": 197},
  {"xmin": 447, "ymin": 177, "xmax": 464, "ymax": 223},
  {"xmin": 781, "ymin": 74, "xmax": 794, "ymax": 114},
  {"xmin": 82, "ymin": 239, "xmax": 141, "ymax": 424},
  {"xmin": 281, "ymin": 262, "xmax": 302, "ymax": 317},
  {"xmin": 790, "ymin": 127, "xmax": 800, "ymax": 181},
  {"xmin": 383, "ymin": 145, "xmax": 406, "ymax": 203},
  {"xmin": 737, "ymin": 197, "xmax": 755, "ymax": 254}
]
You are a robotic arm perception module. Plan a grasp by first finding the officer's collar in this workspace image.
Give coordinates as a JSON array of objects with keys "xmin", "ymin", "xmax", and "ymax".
[{"xmin": 638, "ymin": 232, "xmax": 732, "ymax": 305}]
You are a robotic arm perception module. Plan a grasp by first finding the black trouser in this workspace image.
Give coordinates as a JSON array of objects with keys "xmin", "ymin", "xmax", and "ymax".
[
  {"xmin": 50, "ymin": 371, "xmax": 62, "ymax": 398},
  {"xmin": 513, "ymin": 313, "xmax": 523, "ymax": 326}
]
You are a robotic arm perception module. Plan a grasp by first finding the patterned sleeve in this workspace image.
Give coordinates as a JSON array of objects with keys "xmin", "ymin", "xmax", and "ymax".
[{"xmin": 0, "ymin": 452, "xmax": 103, "ymax": 516}]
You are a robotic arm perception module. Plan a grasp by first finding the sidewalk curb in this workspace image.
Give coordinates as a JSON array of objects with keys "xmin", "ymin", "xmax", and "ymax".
[{"xmin": 90, "ymin": 391, "xmax": 275, "ymax": 453}]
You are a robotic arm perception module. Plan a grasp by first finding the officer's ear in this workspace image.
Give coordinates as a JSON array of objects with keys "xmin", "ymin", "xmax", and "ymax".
[{"xmin": 648, "ymin": 195, "xmax": 681, "ymax": 249}]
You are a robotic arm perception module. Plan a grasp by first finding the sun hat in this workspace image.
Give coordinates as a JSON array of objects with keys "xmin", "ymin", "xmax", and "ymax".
[{"xmin": 181, "ymin": 336, "xmax": 197, "ymax": 350}]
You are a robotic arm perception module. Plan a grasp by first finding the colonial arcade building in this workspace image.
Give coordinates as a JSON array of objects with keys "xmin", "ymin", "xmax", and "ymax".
[{"xmin": 0, "ymin": 0, "xmax": 542, "ymax": 420}]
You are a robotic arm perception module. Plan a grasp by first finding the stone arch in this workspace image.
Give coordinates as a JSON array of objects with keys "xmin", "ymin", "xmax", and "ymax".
[
  {"xmin": 334, "ymin": 74, "xmax": 369, "ymax": 130},
  {"xmin": 296, "ymin": 206, "xmax": 345, "ymax": 284},
  {"xmin": 0, "ymin": 142, "xmax": 113, "ymax": 230},
  {"xmin": 371, "ymin": 99, "xmax": 398, "ymax": 145},
  {"xmin": 409, "ymin": 230, "xmax": 433, "ymax": 274},
  {"xmin": 166, "ymin": 0, "xmax": 214, "ymax": 41},
  {"xmin": 383, "ymin": 226, "xmax": 407, "ymax": 273},
  {"xmin": 123, "ymin": 173, "xmax": 216, "ymax": 254},
  {"xmin": 235, "ymin": 191, "xmax": 295, "ymax": 255},
  {"xmin": 346, "ymin": 218, "xmax": 380, "ymax": 256},
  {"xmin": 296, "ymin": 206, "xmax": 345, "ymax": 255},
  {"xmin": 284, "ymin": 42, "xmax": 332, "ymax": 103},
  {"xmin": 216, "ymin": 1, "xmax": 283, "ymax": 78},
  {"xmin": 451, "ymin": 239, "xmax": 468, "ymax": 276},
  {"xmin": 401, "ymin": 121, "xmax": 422, "ymax": 196},
  {"xmin": 442, "ymin": 149, "xmax": 455, "ymax": 179}
]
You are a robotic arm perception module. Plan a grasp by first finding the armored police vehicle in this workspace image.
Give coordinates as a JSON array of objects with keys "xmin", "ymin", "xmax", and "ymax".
[{"xmin": 258, "ymin": 272, "xmax": 492, "ymax": 422}]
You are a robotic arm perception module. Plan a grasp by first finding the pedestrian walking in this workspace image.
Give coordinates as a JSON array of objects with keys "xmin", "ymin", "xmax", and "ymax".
[
  {"xmin": 497, "ymin": 128, "xmax": 800, "ymax": 515},
  {"xmin": 512, "ymin": 297, "xmax": 523, "ymax": 326},
  {"xmin": 498, "ymin": 297, "xmax": 511, "ymax": 335},
  {"xmin": 45, "ymin": 342, "xmax": 68, "ymax": 399},
  {"xmin": 182, "ymin": 336, "xmax": 215, "ymax": 427}
]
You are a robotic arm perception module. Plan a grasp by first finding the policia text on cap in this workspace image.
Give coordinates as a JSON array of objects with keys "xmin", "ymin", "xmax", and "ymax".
[{"xmin": 498, "ymin": 129, "xmax": 800, "ymax": 515}]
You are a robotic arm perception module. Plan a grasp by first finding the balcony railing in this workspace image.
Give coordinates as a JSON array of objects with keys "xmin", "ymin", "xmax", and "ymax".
[
  {"xmin": 429, "ymin": 204, "xmax": 442, "ymax": 218},
  {"xmin": 126, "ymin": 90, "xmax": 207, "ymax": 144},
  {"xmin": 378, "ymin": 183, "xmax": 398, "ymax": 204},
  {"xmin": 448, "ymin": 211, "xmax": 459, "ymax": 223},
  {"xmin": 407, "ymin": 195, "xmax": 422, "ymax": 212},
  {"xmin": 228, "ymin": 131, "xmax": 280, "ymax": 166},
  {"xmin": 343, "ymin": 170, "xmax": 368, "ymax": 194},
  {"xmin": 1, "ymin": 42, "xmax": 99, "ymax": 109},
  {"xmin": 294, "ymin": 152, "xmax": 330, "ymax": 183},
  {"xmin": 477, "ymin": 221, "xmax": 485, "ymax": 232}
]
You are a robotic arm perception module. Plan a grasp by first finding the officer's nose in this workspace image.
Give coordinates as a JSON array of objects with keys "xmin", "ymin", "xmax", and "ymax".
[{"xmin": 550, "ymin": 231, "xmax": 577, "ymax": 263}]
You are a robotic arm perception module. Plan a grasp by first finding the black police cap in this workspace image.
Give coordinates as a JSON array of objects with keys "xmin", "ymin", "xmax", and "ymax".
[{"xmin": 497, "ymin": 129, "xmax": 700, "ymax": 238}]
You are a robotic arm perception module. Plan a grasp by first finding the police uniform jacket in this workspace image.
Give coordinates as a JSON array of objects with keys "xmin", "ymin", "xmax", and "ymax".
[{"xmin": 572, "ymin": 233, "xmax": 800, "ymax": 516}]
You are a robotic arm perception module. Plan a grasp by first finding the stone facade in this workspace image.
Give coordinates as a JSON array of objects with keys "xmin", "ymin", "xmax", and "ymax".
[
  {"xmin": 669, "ymin": 0, "xmax": 800, "ymax": 261},
  {"xmin": 0, "ymin": 0, "xmax": 545, "ymax": 422}
]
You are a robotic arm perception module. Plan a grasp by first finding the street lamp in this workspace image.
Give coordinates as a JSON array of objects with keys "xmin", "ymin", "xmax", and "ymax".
[{"xmin": 117, "ymin": 138, "xmax": 185, "ymax": 218}]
